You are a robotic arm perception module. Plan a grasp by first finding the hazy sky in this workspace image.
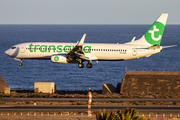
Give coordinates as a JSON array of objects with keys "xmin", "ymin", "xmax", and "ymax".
[{"xmin": 0, "ymin": 0, "xmax": 179, "ymax": 24}]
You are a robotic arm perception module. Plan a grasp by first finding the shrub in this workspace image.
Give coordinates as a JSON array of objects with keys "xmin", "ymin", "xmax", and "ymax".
[
  {"xmin": 93, "ymin": 92, "xmax": 98, "ymax": 95},
  {"xmin": 134, "ymin": 101, "xmax": 140, "ymax": 105},
  {"xmin": 94, "ymin": 109, "xmax": 112, "ymax": 120},
  {"xmin": 121, "ymin": 96, "xmax": 129, "ymax": 98},
  {"xmin": 0, "ymin": 101, "xmax": 5, "ymax": 105},
  {"xmin": 71, "ymin": 103, "xmax": 76, "ymax": 105},
  {"xmin": 95, "ymin": 108, "xmax": 148, "ymax": 120},
  {"xmin": 173, "ymin": 101, "xmax": 179, "ymax": 105},
  {"xmin": 19, "ymin": 95, "xmax": 26, "ymax": 98},
  {"xmin": 134, "ymin": 95, "xmax": 142, "ymax": 98},
  {"xmin": 77, "ymin": 101, "xmax": 86, "ymax": 105},
  {"xmin": 110, "ymin": 100, "xmax": 120, "ymax": 103},
  {"xmin": 177, "ymin": 95, "xmax": 180, "ymax": 98},
  {"xmin": 31, "ymin": 94, "xmax": 42, "ymax": 98},
  {"xmin": 117, "ymin": 108, "xmax": 139, "ymax": 120},
  {"xmin": 10, "ymin": 94, "xmax": 14, "ymax": 98},
  {"xmin": 26, "ymin": 101, "xmax": 32, "ymax": 104},
  {"xmin": 0, "ymin": 94, "xmax": 5, "ymax": 98},
  {"xmin": 101, "ymin": 100, "xmax": 108, "ymax": 103},
  {"xmin": 92, "ymin": 100, "xmax": 97, "ymax": 103},
  {"xmin": 152, "ymin": 101, "xmax": 157, "ymax": 105},
  {"xmin": 169, "ymin": 95, "xmax": 175, "ymax": 98}
]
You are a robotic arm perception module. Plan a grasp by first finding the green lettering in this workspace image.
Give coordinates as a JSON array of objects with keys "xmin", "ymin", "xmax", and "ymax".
[
  {"xmin": 83, "ymin": 46, "xmax": 91, "ymax": 53},
  {"xmin": 48, "ymin": 45, "xmax": 55, "ymax": 52},
  {"xmin": 64, "ymin": 45, "xmax": 71, "ymax": 53},
  {"xmin": 29, "ymin": 44, "xmax": 92, "ymax": 53},
  {"xmin": 40, "ymin": 45, "xmax": 47, "ymax": 52},
  {"xmin": 56, "ymin": 45, "xmax": 63, "ymax": 53},
  {"xmin": 34, "ymin": 45, "xmax": 40, "ymax": 52},
  {"xmin": 29, "ymin": 44, "xmax": 33, "ymax": 52}
]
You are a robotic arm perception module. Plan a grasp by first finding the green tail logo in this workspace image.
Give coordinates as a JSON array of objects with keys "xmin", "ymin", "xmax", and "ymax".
[{"xmin": 144, "ymin": 21, "xmax": 165, "ymax": 45}]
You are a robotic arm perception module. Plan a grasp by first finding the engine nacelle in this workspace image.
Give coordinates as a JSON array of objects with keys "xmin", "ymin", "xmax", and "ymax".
[{"xmin": 51, "ymin": 55, "xmax": 68, "ymax": 63}]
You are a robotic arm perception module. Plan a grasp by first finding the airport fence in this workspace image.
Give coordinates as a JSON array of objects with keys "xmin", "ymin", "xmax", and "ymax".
[{"xmin": 0, "ymin": 112, "xmax": 180, "ymax": 119}]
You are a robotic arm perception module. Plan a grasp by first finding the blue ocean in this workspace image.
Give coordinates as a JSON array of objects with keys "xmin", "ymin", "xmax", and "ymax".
[{"xmin": 0, "ymin": 25, "xmax": 179, "ymax": 90}]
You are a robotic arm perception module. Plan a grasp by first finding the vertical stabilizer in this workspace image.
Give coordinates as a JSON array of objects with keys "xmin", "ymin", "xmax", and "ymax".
[{"xmin": 126, "ymin": 14, "xmax": 168, "ymax": 46}]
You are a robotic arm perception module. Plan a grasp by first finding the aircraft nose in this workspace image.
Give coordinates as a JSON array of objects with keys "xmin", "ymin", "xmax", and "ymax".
[{"xmin": 5, "ymin": 50, "xmax": 10, "ymax": 56}]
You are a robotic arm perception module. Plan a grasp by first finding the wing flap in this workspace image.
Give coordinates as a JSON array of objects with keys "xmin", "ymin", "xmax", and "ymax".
[{"xmin": 66, "ymin": 34, "xmax": 90, "ymax": 62}]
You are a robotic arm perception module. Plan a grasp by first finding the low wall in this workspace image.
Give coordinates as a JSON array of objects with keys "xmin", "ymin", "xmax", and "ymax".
[{"xmin": 120, "ymin": 71, "xmax": 180, "ymax": 95}]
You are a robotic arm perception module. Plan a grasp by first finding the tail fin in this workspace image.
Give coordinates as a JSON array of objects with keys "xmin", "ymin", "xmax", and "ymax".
[{"xmin": 126, "ymin": 13, "xmax": 168, "ymax": 46}]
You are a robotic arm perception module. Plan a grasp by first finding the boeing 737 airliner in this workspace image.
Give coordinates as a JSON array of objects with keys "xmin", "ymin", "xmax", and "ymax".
[{"xmin": 5, "ymin": 14, "xmax": 174, "ymax": 68}]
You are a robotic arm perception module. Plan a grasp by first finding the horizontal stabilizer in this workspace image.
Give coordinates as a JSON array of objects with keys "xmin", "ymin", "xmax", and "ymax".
[
  {"xmin": 131, "ymin": 37, "xmax": 136, "ymax": 42},
  {"xmin": 162, "ymin": 45, "xmax": 177, "ymax": 48}
]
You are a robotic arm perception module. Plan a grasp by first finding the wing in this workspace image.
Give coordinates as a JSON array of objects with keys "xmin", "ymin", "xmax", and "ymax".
[{"xmin": 66, "ymin": 34, "xmax": 90, "ymax": 62}]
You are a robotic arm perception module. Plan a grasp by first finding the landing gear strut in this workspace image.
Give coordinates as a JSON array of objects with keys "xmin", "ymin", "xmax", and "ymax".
[
  {"xmin": 19, "ymin": 59, "xmax": 23, "ymax": 66},
  {"xmin": 78, "ymin": 60, "xmax": 84, "ymax": 68}
]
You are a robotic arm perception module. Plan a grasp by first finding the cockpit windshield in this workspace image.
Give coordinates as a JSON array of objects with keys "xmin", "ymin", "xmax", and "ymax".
[{"xmin": 11, "ymin": 47, "xmax": 16, "ymax": 49}]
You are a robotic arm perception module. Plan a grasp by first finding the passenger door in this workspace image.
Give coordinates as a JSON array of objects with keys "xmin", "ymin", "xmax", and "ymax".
[
  {"xmin": 20, "ymin": 46, "xmax": 25, "ymax": 53},
  {"xmin": 132, "ymin": 48, "xmax": 138, "ymax": 56}
]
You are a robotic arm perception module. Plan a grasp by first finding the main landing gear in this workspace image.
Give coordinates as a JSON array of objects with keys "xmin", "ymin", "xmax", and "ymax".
[
  {"xmin": 78, "ymin": 61, "xmax": 93, "ymax": 68},
  {"xmin": 86, "ymin": 63, "xmax": 92, "ymax": 68},
  {"xmin": 78, "ymin": 63, "xmax": 84, "ymax": 68}
]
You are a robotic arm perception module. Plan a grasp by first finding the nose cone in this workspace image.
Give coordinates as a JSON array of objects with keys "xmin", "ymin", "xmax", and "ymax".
[{"xmin": 5, "ymin": 49, "xmax": 10, "ymax": 56}]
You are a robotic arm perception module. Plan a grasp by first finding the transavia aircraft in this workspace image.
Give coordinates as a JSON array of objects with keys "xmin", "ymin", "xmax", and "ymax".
[{"xmin": 5, "ymin": 14, "xmax": 175, "ymax": 68}]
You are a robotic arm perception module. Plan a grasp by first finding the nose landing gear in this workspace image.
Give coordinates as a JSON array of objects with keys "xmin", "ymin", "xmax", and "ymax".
[
  {"xmin": 19, "ymin": 62, "xmax": 23, "ymax": 66},
  {"xmin": 18, "ymin": 59, "xmax": 23, "ymax": 66}
]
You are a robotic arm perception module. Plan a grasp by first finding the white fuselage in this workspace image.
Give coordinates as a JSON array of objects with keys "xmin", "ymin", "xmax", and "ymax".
[{"xmin": 5, "ymin": 42, "xmax": 162, "ymax": 61}]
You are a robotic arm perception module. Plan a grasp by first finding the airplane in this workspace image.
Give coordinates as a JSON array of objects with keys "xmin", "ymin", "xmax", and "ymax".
[{"xmin": 5, "ymin": 13, "xmax": 175, "ymax": 68}]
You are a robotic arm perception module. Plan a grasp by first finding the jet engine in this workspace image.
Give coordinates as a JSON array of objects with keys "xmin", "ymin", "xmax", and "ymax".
[{"xmin": 51, "ymin": 55, "xmax": 68, "ymax": 63}]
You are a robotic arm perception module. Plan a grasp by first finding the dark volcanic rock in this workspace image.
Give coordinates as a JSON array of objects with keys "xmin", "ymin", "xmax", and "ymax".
[
  {"xmin": 0, "ymin": 76, "xmax": 8, "ymax": 93},
  {"xmin": 120, "ymin": 71, "xmax": 180, "ymax": 95}
]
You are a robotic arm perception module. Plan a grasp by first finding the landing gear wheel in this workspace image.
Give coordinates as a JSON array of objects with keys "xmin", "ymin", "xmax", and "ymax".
[
  {"xmin": 78, "ymin": 63, "xmax": 84, "ymax": 68},
  {"xmin": 19, "ymin": 62, "xmax": 23, "ymax": 66},
  {"xmin": 86, "ymin": 63, "xmax": 93, "ymax": 68}
]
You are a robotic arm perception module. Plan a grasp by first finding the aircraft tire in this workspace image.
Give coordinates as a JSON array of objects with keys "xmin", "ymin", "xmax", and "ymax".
[
  {"xmin": 78, "ymin": 63, "xmax": 84, "ymax": 68},
  {"xmin": 86, "ymin": 63, "xmax": 93, "ymax": 68},
  {"xmin": 19, "ymin": 62, "xmax": 23, "ymax": 66}
]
